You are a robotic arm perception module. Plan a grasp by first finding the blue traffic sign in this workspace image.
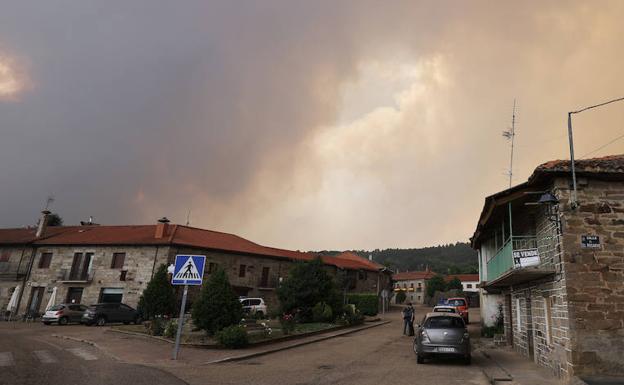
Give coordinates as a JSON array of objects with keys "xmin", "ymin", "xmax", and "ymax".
[{"xmin": 172, "ymin": 255, "xmax": 206, "ymax": 285}]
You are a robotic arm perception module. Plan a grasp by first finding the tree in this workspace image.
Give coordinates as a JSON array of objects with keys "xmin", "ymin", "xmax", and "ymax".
[
  {"xmin": 137, "ymin": 264, "xmax": 177, "ymax": 320},
  {"xmin": 47, "ymin": 213, "xmax": 63, "ymax": 226},
  {"xmin": 426, "ymin": 275, "xmax": 447, "ymax": 298},
  {"xmin": 447, "ymin": 277, "xmax": 463, "ymax": 291},
  {"xmin": 192, "ymin": 267, "xmax": 243, "ymax": 335},
  {"xmin": 277, "ymin": 257, "xmax": 341, "ymax": 322},
  {"xmin": 395, "ymin": 291, "xmax": 406, "ymax": 304}
]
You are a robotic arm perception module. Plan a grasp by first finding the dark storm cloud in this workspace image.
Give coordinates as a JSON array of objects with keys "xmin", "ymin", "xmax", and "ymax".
[{"xmin": 2, "ymin": 1, "xmax": 624, "ymax": 250}]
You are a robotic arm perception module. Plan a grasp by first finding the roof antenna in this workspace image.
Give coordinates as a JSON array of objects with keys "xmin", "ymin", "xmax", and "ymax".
[
  {"xmin": 502, "ymin": 99, "xmax": 517, "ymax": 188},
  {"xmin": 44, "ymin": 195, "xmax": 55, "ymax": 210},
  {"xmin": 185, "ymin": 209, "xmax": 191, "ymax": 226}
]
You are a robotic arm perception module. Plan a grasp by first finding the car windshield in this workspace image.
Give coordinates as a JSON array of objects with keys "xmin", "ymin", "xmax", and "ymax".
[
  {"xmin": 48, "ymin": 305, "xmax": 64, "ymax": 311},
  {"xmin": 448, "ymin": 299, "xmax": 466, "ymax": 307},
  {"xmin": 424, "ymin": 316, "xmax": 465, "ymax": 329}
]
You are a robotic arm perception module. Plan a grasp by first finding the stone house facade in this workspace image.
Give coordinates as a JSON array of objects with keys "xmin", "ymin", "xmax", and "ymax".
[
  {"xmin": 473, "ymin": 155, "xmax": 624, "ymax": 381},
  {"xmin": 392, "ymin": 270, "xmax": 435, "ymax": 304},
  {"xmin": 1, "ymin": 217, "xmax": 391, "ymax": 318}
]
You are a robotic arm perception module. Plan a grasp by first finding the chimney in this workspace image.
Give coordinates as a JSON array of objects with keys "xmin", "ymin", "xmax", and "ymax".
[
  {"xmin": 155, "ymin": 217, "xmax": 170, "ymax": 239},
  {"xmin": 36, "ymin": 210, "xmax": 51, "ymax": 238},
  {"xmin": 368, "ymin": 254, "xmax": 373, "ymax": 261}
]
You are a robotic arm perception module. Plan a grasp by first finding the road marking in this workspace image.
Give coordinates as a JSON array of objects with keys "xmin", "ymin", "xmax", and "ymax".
[
  {"xmin": 67, "ymin": 348, "xmax": 98, "ymax": 361},
  {"xmin": 0, "ymin": 352, "xmax": 14, "ymax": 367},
  {"xmin": 33, "ymin": 350, "xmax": 58, "ymax": 364}
]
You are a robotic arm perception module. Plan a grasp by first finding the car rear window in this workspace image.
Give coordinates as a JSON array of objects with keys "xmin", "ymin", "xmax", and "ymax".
[
  {"xmin": 48, "ymin": 305, "xmax": 64, "ymax": 311},
  {"xmin": 250, "ymin": 299, "xmax": 261, "ymax": 306},
  {"xmin": 424, "ymin": 316, "xmax": 465, "ymax": 329},
  {"xmin": 448, "ymin": 299, "xmax": 466, "ymax": 307}
]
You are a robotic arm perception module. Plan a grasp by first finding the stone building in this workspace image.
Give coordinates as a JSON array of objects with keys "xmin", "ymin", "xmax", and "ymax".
[
  {"xmin": 0, "ymin": 215, "xmax": 391, "ymax": 318},
  {"xmin": 392, "ymin": 270, "xmax": 435, "ymax": 304},
  {"xmin": 472, "ymin": 155, "xmax": 624, "ymax": 381}
]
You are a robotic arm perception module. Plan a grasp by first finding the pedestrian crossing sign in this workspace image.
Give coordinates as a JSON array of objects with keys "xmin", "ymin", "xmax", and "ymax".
[{"xmin": 172, "ymin": 255, "xmax": 206, "ymax": 285}]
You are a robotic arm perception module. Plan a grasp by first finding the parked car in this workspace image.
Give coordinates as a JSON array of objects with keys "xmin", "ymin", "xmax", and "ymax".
[
  {"xmin": 446, "ymin": 297, "xmax": 469, "ymax": 324},
  {"xmin": 42, "ymin": 304, "xmax": 88, "ymax": 325},
  {"xmin": 81, "ymin": 303, "xmax": 141, "ymax": 326},
  {"xmin": 432, "ymin": 305, "xmax": 456, "ymax": 313},
  {"xmin": 413, "ymin": 312, "xmax": 471, "ymax": 365},
  {"xmin": 239, "ymin": 298, "xmax": 267, "ymax": 317}
]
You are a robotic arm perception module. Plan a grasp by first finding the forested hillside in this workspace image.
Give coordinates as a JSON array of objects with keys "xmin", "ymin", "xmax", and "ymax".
[{"xmin": 317, "ymin": 242, "xmax": 478, "ymax": 274}]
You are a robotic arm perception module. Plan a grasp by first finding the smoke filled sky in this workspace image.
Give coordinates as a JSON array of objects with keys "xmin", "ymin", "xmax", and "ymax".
[{"xmin": 2, "ymin": 1, "xmax": 624, "ymax": 250}]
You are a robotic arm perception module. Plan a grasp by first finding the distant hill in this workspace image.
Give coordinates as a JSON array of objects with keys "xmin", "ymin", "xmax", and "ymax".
[{"xmin": 316, "ymin": 242, "xmax": 478, "ymax": 274}]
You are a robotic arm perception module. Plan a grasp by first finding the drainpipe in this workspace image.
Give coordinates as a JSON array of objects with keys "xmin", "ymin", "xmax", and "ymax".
[{"xmin": 508, "ymin": 203, "xmax": 513, "ymax": 243}]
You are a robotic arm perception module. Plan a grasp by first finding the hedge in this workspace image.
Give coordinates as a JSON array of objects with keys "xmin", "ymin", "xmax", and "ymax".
[{"xmin": 346, "ymin": 293, "xmax": 378, "ymax": 316}]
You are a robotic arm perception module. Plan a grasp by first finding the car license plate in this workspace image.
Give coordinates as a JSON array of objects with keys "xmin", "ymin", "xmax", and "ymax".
[{"xmin": 438, "ymin": 347, "xmax": 455, "ymax": 353}]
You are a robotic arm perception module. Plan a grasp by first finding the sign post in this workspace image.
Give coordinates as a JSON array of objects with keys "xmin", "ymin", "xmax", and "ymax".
[{"xmin": 171, "ymin": 255, "xmax": 205, "ymax": 360}]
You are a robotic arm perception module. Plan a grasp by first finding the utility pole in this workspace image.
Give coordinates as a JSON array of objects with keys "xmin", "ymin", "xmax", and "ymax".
[
  {"xmin": 568, "ymin": 96, "xmax": 624, "ymax": 208},
  {"xmin": 503, "ymin": 100, "xmax": 517, "ymax": 188}
]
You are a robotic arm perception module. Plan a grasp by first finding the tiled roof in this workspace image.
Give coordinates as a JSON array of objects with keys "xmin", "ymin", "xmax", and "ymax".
[
  {"xmin": 534, "ymin": 154, "xmax": 624, "ymax": 175},
  {"xmin": 0, "ymin": 224, "xmax": 382, "ymax": 272},
  {"xmin": 393, "ymin": 270, "xmax": 436, "ymax": 281},
  {"xmin": 445, "ymin": 274, "xmax": 479, "ymax": 282}
]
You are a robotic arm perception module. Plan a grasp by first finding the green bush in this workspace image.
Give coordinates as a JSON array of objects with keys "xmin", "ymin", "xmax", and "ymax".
[
  {"xmin": 216, "ymin": 325, "xmax": 249, "ymax": 348},
  {"xmin": 137, "ymin": 264, "xmax": 177, "ymax": 320},
  {"xmin": 280, "ymin": 313, "xmax": 296, "ymax": 335},
  {"xmin": 163, "ymin": 319, "xmax": 178, "ymax": 339},
  {"xmin": 277, "ymin": 257, "xmax": 342, "ymax": 323},
  {"xmin": 312, "ymin": 302, "xmax": 333, "ymax": 323},
  {"xmin": 338, "ymin": 304, "xmax": 364, "ymax": 326},
  {"xmin": 145, "ymin": 318, "xmax": 165, "ymax": 336},
  {"xmin": 191, "ymin": 267, "xmax": 243, "ymax": 335},
  {"xmin": 347, "ymin": 293, "xmax": 378, "ymax": 316}
]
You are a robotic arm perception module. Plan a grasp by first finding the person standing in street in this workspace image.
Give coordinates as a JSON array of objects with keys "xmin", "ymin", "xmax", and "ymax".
[{"xmin": 402, "ymin": 302, "xmax": 414, "ymax": 335}]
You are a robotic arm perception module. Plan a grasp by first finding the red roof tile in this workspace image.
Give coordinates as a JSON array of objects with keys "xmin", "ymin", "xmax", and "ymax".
[
  {"xmin": 534, "ymin": 154, "xmax": 624, "ymax": 175},
  {"xmin": 331, "ymin": 251, "xmax": 384, "ymax": 271},
  {"xmin": 393, "ymin": 271, "xmax": 436, "ymax": 281},
  {"xmin": 444, "ymin": 274, "xmax": 479, "ymax": 282}
]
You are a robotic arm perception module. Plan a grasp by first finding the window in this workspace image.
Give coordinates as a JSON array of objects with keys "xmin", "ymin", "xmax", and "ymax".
[
  {"xmin": 545, "ymin": 296, "xmax": 554, "ymax": 345},
  {"xmin": 260, "ymin": 267, "xmax": 270, "ymax": 287},
  {"xmin": 120, "ymin": 270, "xmax": 127, "ymax": 281},
  {"xmin": 111, "ymin": 253, "xmax": 125, "ymax": 269},
  {"xmin": 66, "ymin": 287, "xmax": 84, "ymax": 304},
  {"xmin": 424, "ymin": 316, "xmax": 465, "ymax": 329},
  {"xmin": 467, "ymin": 284, "xmax": 473, "ymax": 289},
  {"xmin": 410, "ymin": 283, "xmax": 414, "ymax": 288},
  {"xmin": 417, "ymin": 282, "xmax": 422, "ymax": 287},
  {"xmin": 99, "ymin": 288, "xmax": 124, "ymax": 303},
  {"xmin": 70, "ymin": 252, "xmax": 93, "ymax": 280},
  {"xmin": 239, "ymin": 264, "xmax": 246, "ymax": 278},
  {"xmin": 208, "ymin": 262, "xmax": 217, "ymax": 274},
  {"xmin": 38, "ymin": 253, "xmax": 52, "ymax": 269},
  {"xmin": 403, "ymin": 283, "xmax": 406, "ymax": 288},
  {"xmin": 0, "ymin": 252, "xmax": 10, "ymax": 262}
]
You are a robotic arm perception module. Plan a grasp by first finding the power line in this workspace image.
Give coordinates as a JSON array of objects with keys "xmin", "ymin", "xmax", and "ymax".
[{"xmin": 580, "ymin": 132, "xmax": 624, "ymax": 159}]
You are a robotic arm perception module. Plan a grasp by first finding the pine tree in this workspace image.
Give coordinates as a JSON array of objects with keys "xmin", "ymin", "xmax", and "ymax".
[
  {"xmin": 137, "ymin": 264, "xmax": 176, "ymax": 319},
  {"xmin": 191, "ymin": 267, "xmax": 243, "ymax": 335}
]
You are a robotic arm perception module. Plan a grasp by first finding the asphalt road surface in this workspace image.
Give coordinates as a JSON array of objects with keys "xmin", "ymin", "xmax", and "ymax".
[{"xmin": 0, "ymin": 324, "xmax": 186, "ymax": 385}]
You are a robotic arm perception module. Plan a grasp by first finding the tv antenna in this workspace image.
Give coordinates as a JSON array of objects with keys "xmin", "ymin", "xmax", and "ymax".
[
  {"xmin": 44, "ymin": 195, "xmax": 55, "ymax": 210},
  {"xmin": 502, "ymin": 100, "xmax": 517, "ymax": 188},
  {"xmin": 185, "ymin": 209, "xmax": 191, "ymax": 226}
]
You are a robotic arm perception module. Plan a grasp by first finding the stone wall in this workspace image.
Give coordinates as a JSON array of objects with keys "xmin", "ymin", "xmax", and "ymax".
[
  {"xmin": 0, "ymin": 245, "xmax": 32, "ymax": 313},
  {"xmin": 557, "ymin": 177, "xmax": 624, "ymax": 377}
]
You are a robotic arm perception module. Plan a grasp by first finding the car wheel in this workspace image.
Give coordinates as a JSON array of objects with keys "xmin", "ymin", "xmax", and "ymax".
[
  {"xmin": 464, "ymin": 355, "xmax": 471, "ymax": 365},
  {"xmin": 417, "ymin": 355, "xmax": 425, "ymax": 364},
  {"xmin": 58, "ymin": 317, "xmax": 69, "ymax": 326},
  {"xmin": 96, "ymin": 316, "xmax": 106, "ymax": 326}
]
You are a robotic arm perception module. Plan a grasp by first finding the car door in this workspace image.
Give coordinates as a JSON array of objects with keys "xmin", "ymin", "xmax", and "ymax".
[{"xmin": 119, "ymin": 304, "xmax": 135, "ymax": 322}]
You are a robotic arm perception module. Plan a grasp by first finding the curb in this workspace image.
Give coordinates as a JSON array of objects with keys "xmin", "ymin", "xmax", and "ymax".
[
  {"xmin": 477, "ymin": 350, "xmax": 513, "ymax": 384},
  {"xmin": 205, "ymin": 320, "xmax": 391, "ymax": 364},
  {"xmin": 50, "ymin": 333, "xmax": 121, "ymax": 362},
  {"xmin": 106, "ymin": 328, "xmax": 215, "ymax": 348}
]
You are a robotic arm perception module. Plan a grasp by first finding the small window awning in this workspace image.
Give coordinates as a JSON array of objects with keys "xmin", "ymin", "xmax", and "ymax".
[{"xmin": 480, "ymin": 267, "xmax": 555, "ymax": 293}]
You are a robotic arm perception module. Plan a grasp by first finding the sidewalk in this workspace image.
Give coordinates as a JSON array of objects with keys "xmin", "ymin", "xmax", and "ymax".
[
  {"xmin": 478, "ymin": 346, "xmax": 565, "ymax": 385},
  {"xmin": 49, "ymin": 319, "xmax": 390, "ymax": 368}
]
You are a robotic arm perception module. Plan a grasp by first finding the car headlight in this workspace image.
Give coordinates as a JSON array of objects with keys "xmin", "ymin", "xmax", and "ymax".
[{"xmin": 421, "ymin": 330, "xmax": 431, "ymax": 343}]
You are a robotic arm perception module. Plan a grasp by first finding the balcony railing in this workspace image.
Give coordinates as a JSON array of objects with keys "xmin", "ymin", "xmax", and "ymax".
[
  {"xmin": 59, "ymin": 269, "xmax": 95, "ymax": 283},
  {"xmin": 486, "ymin": 236, "xmax": 538, "ymax": 281}
]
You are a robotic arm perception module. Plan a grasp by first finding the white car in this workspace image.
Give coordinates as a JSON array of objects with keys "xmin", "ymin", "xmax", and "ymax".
[
  {"xmin": 432, "ymin": 305, "xmax": 457, "ymax": 314},
  {"xmin": 240, "ymin": 298, "xmax": 267, "ymax": 317}
]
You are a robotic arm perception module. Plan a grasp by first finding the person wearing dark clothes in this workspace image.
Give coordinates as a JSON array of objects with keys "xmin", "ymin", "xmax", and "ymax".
[{"xmin": 402, "ymin": 302, "xmax": 414, "ymax": 335}]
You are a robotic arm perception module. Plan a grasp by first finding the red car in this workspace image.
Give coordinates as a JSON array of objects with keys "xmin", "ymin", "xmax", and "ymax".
[{"xmin": 446, "ymin": 297, "xmax": 469, "ymax": 324}]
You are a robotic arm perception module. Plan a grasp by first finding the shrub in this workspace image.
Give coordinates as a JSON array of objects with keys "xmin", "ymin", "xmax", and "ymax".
[
  {"xmin": 191, "ymin": 267, "xmax": 243, "ymax": 335},
  {"xmin": 426, "ymin": 275, "xmax": 447, "ymax": 298},
  {"xmin": 395, "ymin": 291, "xmax": 406, "ymax": 304},
  {"xmin": 312, "ymin": 302, "xmax": 333, "ymax": 323},
  {"xmin": 216, "ymin": 325, "xmax": 249, "ymax": 348},
  {"xmin": 447, "ymin": 277, "xmax": 463, "ymax": 291},
  {"xmin": 338, "ymin": 304, "xmax": 364, "ymax": 326},
  {"xmin": 163, "ymin": 319, "xmax": 178, "ymax": 339},
  {"xmin": 145, "ymin": 317, "xmax": 165, "ymax": 336},
  {"xmin": 137, "ymin": 264, "xmax": 177, "ymax": 320},
  {"xmin": 280, "ymin": 313, "xmax": 296, "ymax": 335},
  {"xmin": 346, "ymin": 294, "xmax": 378, "ymax": 316},
  {"xmin": 277, "ymin": 257, "xmax": 341, "ymax": 323}
]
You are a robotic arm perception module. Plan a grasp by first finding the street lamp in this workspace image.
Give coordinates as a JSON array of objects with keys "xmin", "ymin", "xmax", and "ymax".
[{"xmin": 568, "ymin": 96, "xmax": 624, "ymax": 208}]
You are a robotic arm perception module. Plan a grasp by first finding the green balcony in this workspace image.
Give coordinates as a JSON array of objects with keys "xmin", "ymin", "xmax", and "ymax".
[{"xmin": 486, "ymin": 236, "xmax": 537, "ymax": 281}]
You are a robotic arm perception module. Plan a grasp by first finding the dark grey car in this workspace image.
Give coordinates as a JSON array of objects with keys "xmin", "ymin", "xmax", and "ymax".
[
  {"xmin": 81, "ymin": 303, "xmax": 141, "ymax": 326},
  {"xmin": 413, "ymin": 312, "xmax": 471, "ymax": 364}
]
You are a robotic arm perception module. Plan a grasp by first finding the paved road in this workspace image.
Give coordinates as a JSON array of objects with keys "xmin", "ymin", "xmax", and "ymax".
[
  {"xmin": 0, "ymin": 324, "xmax": 186, "ymax": 385},
  {"xmin": 167, "ymin": 306, "xmax": 488, "ymax": 385}
]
